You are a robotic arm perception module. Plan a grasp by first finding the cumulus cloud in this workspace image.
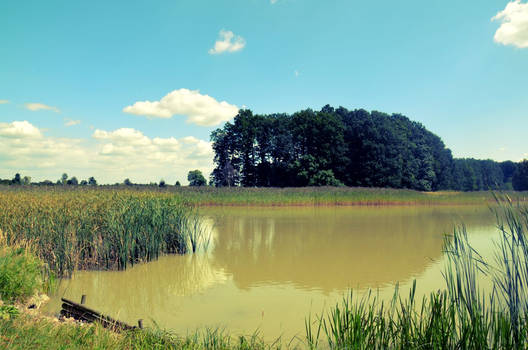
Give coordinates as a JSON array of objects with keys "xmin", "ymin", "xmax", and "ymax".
[
  {"xmin": 492, "ymin": 0, "xmax": 528, "ymax": 48},
  {"xmin": 25, "ymin": 102, "xmax": 60, "ymax": 112},
  {"xmin": 91, "ymin": 128, "xmax": 214, "ymax": 182},
  {"xmin": 123, "ymin": 88, "xmax": 239, "ymax": 126},
  {"xmin": 0, "ymin": 120, "xmax": 213, "ymax": 184},
  {"xmin": 208, "ymin": 30, "xmax": 246, "ymax": 54},
  {"xmin": 0, "ymin": 121, "xmax": 86, "ymax": 173},
  {"xmin": 64, "ymin": 118, "xmax": 81, "ymax": 127},
  {"xmin": 0, "ymin": 121, "xmax": 42, "ymax": 138},
  {"xmin": 92, "ymin": 128, "xmax": 213, "ymax": 161},
  {"xmin": 0, "ymin": 100, "xmax": 8, "ymax": 104}
]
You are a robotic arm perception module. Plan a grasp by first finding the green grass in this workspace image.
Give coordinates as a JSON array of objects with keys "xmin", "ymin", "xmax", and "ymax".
[{"xmin": 0, "ymin": 316, "xmax": 286, "ymax": 350}]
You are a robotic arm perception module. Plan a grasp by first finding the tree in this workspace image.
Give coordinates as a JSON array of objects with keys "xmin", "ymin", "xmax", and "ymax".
[
  {"xmin": 209, "ymin": 105, "xmax": 514, "ymax": 191},
  {"xmin": 159, "ymin": 179, "xmax": 166, "ymax": 188},
  {"xmin": 500, "ymin": 161, "xmax": 517, "ymax": 189},
  {"xmin": 175, "ymin": 181, "xmax": 181, "ymax": 187},
  {"xmin": 188, "ymin": 170, "xmax": 207, "ymax": 186},
  {"xmin": 22, "ymin": 176, "xmax": 31, "ymax": 185},
  {"xmin": 67, "ymin": 176, "xmax": 78, "ymax": 185},
  {"xmin": 60, "ymin": 173, "xmax": 68, "ymax": 185},
  {"xmin": 11, "ymin": 173, "xmax": 21, "ymax": 185},
  {"xmin": 123, "ymin": 178, "xmax": 132, "ymax": 186},
  {"xmin": 80, "ymin": 180, "xmax": 88, "ymax": 185},
  {"xmin": 513, "ymin": 160, "xmax": 528, "ymax": 191},
  {"xmin": 88, "ymin": 177, "xmax": 97, "ymax": 186}
]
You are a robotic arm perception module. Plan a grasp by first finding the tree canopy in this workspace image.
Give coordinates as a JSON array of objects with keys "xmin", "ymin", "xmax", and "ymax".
[
  {"xmin": 187, "ymin": 170, "xmax": 207, "ymax": 187},
  {"xmin": 211, "ymin": 106, "xmax": 525, "ymax": 191}
]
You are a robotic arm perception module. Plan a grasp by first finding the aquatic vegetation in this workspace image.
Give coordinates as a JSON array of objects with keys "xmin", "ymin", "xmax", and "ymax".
[
  {"xmin": 0, "ymin": 188, "xmax": 207, "ymax": 277},
  {"xmin": 306, "ymin": 197, "xmax": 528, "ymax": 349}
]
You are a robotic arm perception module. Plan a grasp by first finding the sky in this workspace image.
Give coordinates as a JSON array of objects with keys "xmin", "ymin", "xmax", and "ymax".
[{"xmin": 1, "ymin": 0, "xmax": 527, "ymax": 184}]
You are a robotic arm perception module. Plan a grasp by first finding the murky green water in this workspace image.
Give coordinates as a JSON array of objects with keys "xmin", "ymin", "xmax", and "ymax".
[{"xmin": 44, "ymin": 206, "xmax": 497, "ymax": 340}]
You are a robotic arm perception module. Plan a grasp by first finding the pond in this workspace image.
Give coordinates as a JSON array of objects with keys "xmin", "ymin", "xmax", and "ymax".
[{"xmin": 44, "ymin": 205, "xmax": 497, "ymax": 340}]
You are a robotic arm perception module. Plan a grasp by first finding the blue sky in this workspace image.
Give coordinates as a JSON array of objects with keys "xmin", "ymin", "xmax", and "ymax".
[{"xmin": 1, "ymin": 0, "xmax": 527, "ymax": 184}]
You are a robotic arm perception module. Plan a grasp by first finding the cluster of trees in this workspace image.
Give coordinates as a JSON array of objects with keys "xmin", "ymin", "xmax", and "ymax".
[
  {"xmin": 0, "ymin": 173, "xmax": 99, "ymax": 186},
  {"xmin": 0, "ymin": 170, "xmax": 210, "ymax": 188},
  {"xmin": 211, "ymin": 106, "xmax": 528, "ymax": 191}
]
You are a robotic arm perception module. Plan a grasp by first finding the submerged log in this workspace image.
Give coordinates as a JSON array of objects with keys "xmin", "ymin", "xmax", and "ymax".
[{"xmin": 60, "ymin": 297, "xmax": 137, "ymax": 332}]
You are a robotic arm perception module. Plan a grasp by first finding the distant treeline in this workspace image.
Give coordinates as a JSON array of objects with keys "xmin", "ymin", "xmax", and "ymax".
[{"xmin": 211, "ymin": 106, "xmax": 528, "ymax": 191}]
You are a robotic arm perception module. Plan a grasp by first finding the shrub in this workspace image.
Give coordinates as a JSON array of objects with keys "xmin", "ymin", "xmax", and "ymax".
[{"xmin": 0, "ymin": 240, "xmax": 44, "ymax": 303}]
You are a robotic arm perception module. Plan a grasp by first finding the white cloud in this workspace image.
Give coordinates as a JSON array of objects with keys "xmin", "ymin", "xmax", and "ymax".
[
  {"xmin": 0, "ymin": 121, "xmax": 42, "ymax": 138},
  {"xmin": 25, "ymin": 102, "xmax": 60, "ymax": 113},
  {"xmin": 64, "ymin": 118, "xmax": 81, "ymax": 127},
  {"xmin": 208, "ymin": 30, "xmax": 246, "ymax": 54},
  {"xmin": 294, "ymin": 70, "xmax": 300, "ymax": 77},
  {"xmin": 0, "ymin": 100, "xmax": 9, "ymax": 104},
  {"xmin": 123, "ymin": 88, "xmax": 239, "ymax": 126},
  {"xmin": 492, "ymin": 0, "xmax": 528, "ymax": 48},
  {"xmin": 0, "ymin": 121, "xmax": 213, "ymax": 184},
  {"xmin": 270, "ymin": 0, "xmax": 279, "ymax": 3},
  {"xmin": 0, "ymin": 121, "xmax": 85, "ymax": 173},
  {"xmin": 93, "ymin": 128, "xmax": 151, "ymax": 146},
  {"xmin": 91, "ymin": 128, "xmax": 214, "ymax": 182}
]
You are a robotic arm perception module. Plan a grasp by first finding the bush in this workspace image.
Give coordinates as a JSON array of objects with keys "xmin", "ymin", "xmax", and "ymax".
[{"xmin": 0, "ymin": 238, "xmax": 45, "ymax": 303}]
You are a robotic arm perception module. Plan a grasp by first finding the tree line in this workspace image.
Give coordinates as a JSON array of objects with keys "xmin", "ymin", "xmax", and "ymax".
[
  {"xmin": 0, "ymin": 170, "xmax": 209, "ymax": 187},
  {"xmin": 211, "ymin": 106, "xmax": 528, "ymax": 191}
]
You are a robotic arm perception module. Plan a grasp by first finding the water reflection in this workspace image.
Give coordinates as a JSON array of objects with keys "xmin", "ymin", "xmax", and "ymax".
[
  {"xmin": 207, "ymin": 206, "xmax": 494, "ymax": 292},
  {"xmin": 45, "ymin": 205, "xmax": 495, "ymax": 338},
  {"xmin": 45, "ymin": 254, "xmax": 230, "ymax": 325}
]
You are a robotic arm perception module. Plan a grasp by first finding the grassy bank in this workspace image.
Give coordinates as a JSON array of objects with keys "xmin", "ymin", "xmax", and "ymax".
[
  {"xmin": 0, "ymin": 188, "xmax": 207, "ymax": 277},
  {"xmin": 0, "ymin": 317, "xmax": 277, "ymax": 350}
]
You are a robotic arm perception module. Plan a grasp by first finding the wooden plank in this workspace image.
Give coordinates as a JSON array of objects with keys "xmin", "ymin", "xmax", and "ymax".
[{"xmin": 60, "ymin": 297, "xmax": 136, "ymax": 331}]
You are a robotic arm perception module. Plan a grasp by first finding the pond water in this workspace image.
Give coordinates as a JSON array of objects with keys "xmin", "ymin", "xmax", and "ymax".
[{"xmin": 44, "ymin": 205, "xmax": 497, "ymax": 340}]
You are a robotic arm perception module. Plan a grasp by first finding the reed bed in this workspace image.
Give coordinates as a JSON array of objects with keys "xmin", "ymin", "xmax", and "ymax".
[
  {"xmin": 306, "ymin": 197, "xmax": 528, "ymax": 349},
  {"xmin": 0, "ymin": 188, "xmax": 207, "ymax": 277},
  {"xmin": 139, "ymin": 186, "xmax": 526, "ymax": 206}
]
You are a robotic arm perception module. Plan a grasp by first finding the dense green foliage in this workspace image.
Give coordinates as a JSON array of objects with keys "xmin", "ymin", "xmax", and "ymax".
[
  {"xmin": 0, "ymin": 240, "xmax": 46, "ymax": 304},
  {"xmin": 211, "ymin": 107, "xmax": 527, "ymax": 191},
  {"xmin": 513, "ymin": 160, "xmax": 528, "ymax": 191},
  {"xmin": 0, "ymin": 188, "xmax": 206, "ymax": 277},
  {"xmin": 188, "ymin": 170, "xmax": 207, "ymax": 187}
]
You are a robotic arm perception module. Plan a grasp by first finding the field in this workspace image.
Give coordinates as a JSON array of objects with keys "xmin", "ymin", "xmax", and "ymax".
[{"xmin": 4, "ymin": 185, "xmax": 525, "ymax": 206}]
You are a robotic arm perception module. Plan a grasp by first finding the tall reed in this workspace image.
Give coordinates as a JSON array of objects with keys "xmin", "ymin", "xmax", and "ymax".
[
  {"xmin": 306, "ymin": 196, "xmax": 528, "ymax": 349},
  {"xmin": 0, "ymin": 188, "xmax": 207, "ymax": 277}
]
